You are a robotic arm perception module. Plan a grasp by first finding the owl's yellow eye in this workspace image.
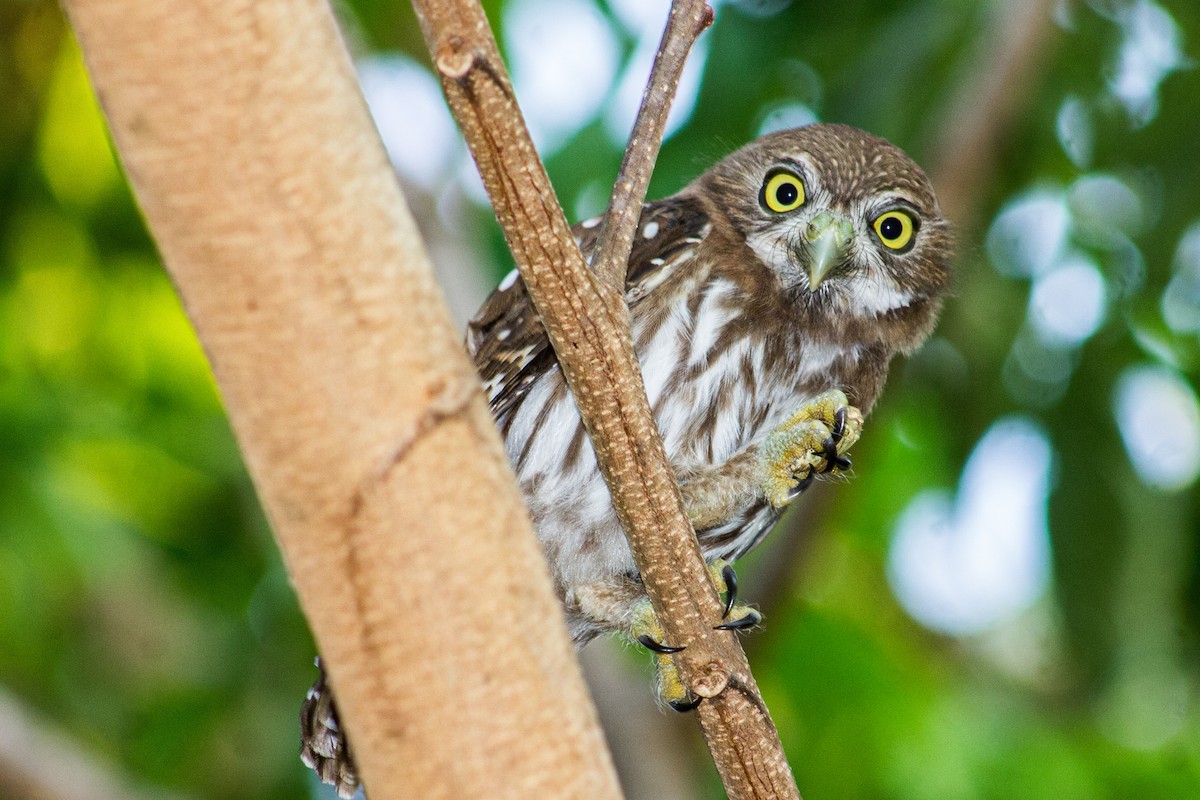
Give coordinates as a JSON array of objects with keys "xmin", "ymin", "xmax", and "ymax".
[
  {"xmin": 762, "ymin": 172, "xmax": 806, "ymax": 213},
  {"xmin": 873, "ymin": 210, "xmax": 916, "ymax": 250}
]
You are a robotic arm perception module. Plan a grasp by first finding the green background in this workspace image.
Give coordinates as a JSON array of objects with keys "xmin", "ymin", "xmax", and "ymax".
[{"xmin": 1, "ymin": 0, "xmax": 1197, "ymax": 797}]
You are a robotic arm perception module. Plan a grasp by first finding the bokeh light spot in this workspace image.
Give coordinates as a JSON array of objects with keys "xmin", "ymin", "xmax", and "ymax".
[
  {"xmin": 357, "ymin": 55, "xmax": 458, "ymax": 191},
  {"xmin": 1105, "ymin": 0, "xmax": 1187, "ymax": 127},
  {"xmin": 505, "ymin": 0, "xmax": 619, "ymax": 152},
  {"xmin": 6, "ymin": 208, "xmax": 96, "ymax": 361},
  {"xmin": 1114, "ymin": 365, "xmax": 1200, "ymax": 491},
  {"xmin": 888, "ymin": 418, "xmax": 1053, "ymax": 636},
  {"xmin": 1056, "ymin": 95, "xmax": 1093, "ymax": 169},
  {"xmin": 606, "ymin": 0, "xmax": 667, "ymax": 37},
  {"xmin": 1028, "ymin": 254, "xmax": 1107, "ymax": 346},
  {"xmin": 1161, "ymin": 220, "xmax": 1200, "ymax": 334},
  {"xmin": 1004, "ymin": 327, "xmax": 1076, "ymax": 410},
  {"xmin": 1068, "ymin": 172, "xmax": 1145, "ymax": 241},
  {"xmin": 37, "ymin": 40, "xmax": 120, "ymax": 210},
  {"xmin": 986, "ymin": 189, "xmax": 1070, "ymax": 278},
  {"xmin": 757, "ymin": 102, "xmax": 819, "ymax": 136}
]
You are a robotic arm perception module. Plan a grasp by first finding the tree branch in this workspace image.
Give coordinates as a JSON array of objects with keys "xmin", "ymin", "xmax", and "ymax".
[
  {"xmin": 591, "ymin": 1, "xmax": 713, "ymax": 289},
  {"xmin": 410, "ymin": 2, "xmax": 801, "ymax": 798},
  {"xmin": 60, "ymin": 1, "xmax": 621, "ymax": 798}
]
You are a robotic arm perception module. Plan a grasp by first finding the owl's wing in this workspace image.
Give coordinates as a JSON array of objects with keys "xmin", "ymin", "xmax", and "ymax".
[{"xmin": 467, "ymin": 196, "xmax": 710, "ymax": 427}]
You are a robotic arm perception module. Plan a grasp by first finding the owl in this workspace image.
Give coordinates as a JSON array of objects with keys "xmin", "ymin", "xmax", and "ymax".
[{"xmin": 302, "ymin": 123, "xmax": 952, "ymax": 796}]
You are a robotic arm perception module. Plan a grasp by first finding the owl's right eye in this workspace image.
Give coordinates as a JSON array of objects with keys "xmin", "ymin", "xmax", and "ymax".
[{"xmin": 761, "ymin": 171, "xmax": 806, "ymax": 213}]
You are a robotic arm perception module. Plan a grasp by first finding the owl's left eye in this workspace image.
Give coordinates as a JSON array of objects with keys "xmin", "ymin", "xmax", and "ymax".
[
  {"xmin": 872, "ymin": 210, "xmax": 916, "ymax": 251},
  {"xmin": 761, "ymin": 171, "xmax": 806, "ymax": 213}
]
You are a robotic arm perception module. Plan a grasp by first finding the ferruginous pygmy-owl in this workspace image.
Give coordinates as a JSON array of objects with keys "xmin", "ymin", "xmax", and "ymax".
[{"xmin": 301, "ymin": 123, "xmax": 952, "ymax": 795}]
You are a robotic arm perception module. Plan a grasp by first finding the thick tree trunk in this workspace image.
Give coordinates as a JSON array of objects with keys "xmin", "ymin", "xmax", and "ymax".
[{"xmin": 60, "ymin": 1, "xmax": 622, "ymax": 798}]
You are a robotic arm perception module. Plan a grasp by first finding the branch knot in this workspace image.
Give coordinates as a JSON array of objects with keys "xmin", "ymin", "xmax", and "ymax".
[
  {"xmin": 690, "ymin": 661, "xmax": 730, "ymax": 699},
  {"xmin": 435, "ymin": 35, "xmax": 474, "ymax": 80}
]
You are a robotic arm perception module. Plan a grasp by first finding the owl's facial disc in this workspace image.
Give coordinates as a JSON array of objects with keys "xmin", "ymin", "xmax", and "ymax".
[{"xmin": 803, "ymin": 211, "xmax": 853, "ymax": 289}]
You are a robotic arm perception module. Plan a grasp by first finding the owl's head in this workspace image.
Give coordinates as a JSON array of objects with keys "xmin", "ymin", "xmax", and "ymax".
[{"xmin": 695, "ymin": 123, "xmax": 951, "ymax": 320}]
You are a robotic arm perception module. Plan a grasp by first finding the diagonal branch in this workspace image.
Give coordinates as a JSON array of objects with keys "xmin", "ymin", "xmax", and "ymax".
[
  {"xmin": 591, "ymin": 1, "xmax": 713, "ymax": 289},
  {"xmin": 411, "ymin": 2, "xmax": 801, "ymax": 798}
]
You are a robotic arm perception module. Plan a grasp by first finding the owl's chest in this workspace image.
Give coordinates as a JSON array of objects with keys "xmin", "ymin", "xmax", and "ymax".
[{"xmin": 633, "ymin": 276, "xmax": 861, "ymax": 467}]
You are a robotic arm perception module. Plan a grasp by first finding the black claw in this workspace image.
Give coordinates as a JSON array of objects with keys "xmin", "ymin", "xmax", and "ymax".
[
  {"xmin": 820, "ymin": 434, "xmax": 839, "ymax": 473},
  {"xmin": 832, "ymin": 406, "xmax": 847, "ymax": 444},
  {"xmin": 819, "ymin": 407, "xmax": 852, "ymax": 473},
  {"xmin": 786, "ymin": 471, "xmax": 814, "ymax": 501},
  {"xmin": 669, "ymin": 696, "xmax": 702, "ymax": 713},
  {"xmin": 720, "ymin": 563, "xmax": 739, "ymax": 619},
  {"xmin": 637, "ymin": 634, "xmax": 685, "ymax": 654},
  {"xmin": 715, "ymin": 609, "xmax": 762, "ymax": 631}
]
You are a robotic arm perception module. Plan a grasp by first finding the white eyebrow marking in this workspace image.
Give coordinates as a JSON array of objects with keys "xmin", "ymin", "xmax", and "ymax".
[
  {"xmin": 499, "ymin": 268, "xmax": 519, "ymax": 290},
  {"xmin": 874, "ymin": 192, "xmax": 918, "ymax": 207}
]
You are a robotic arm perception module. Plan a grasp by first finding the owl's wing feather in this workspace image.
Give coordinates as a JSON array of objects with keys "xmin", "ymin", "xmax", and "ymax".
[{"xmin": 467, "ymin": 196, "xmax": 710, "ymax": 427}]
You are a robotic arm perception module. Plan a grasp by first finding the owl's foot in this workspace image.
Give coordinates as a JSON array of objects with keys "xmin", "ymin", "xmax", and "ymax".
[
  {"xmin": 629, "ymin": 599, "xmax": 691, "ymax": 708},
  {"xmin": 630, "ymin": 560, "xmax": 759, "ymax": 711},
  {"xmin": 758, "ymin": 389, "xmax": 863, "ymax": 508}
]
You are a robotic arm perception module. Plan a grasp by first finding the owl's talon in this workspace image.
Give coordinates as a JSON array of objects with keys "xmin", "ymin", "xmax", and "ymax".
[
  {"xmin": 819, "ymin": 405, "xmax": 854, "ymax": 472},
  {"xmin": 630, "ymin": 600, "xmax": 691, "ymax": 706},
  {"xmin": 709, "ymin": 559, "xmax": 761, "ymax": 633},
  {"xmin": 819, "ymin": 434, "xmax": 839, "ymax": 472},
  {"xmin": 637, "ymin": 633, "xmax": 686, "ymax": 654},
  {"xmin": 720, "ymin": 562, "xmax": 739, "ymax": 619},
  {"xmin": 818, "ymin": 446, "xmax": 852, "ymax": 473},
  {"xmin": 832, "ymin": 406, "xmax": 847, "ymax": 442},
  {"xmin": 785, "ymin": 471, "xmax": 814, "ymax": 502},
  {"xmin": 669, "ymin": 695, "xmax": 702, "ymax": 713},
  {"xmin": 715, "ymin": 608, "xmax": 762, "ymax": 631}
]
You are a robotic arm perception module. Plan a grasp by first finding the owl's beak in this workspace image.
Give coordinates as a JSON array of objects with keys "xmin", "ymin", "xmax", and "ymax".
[{"xmin": 804, "ymin": 211, "xmax": 854, "ymax": 289}]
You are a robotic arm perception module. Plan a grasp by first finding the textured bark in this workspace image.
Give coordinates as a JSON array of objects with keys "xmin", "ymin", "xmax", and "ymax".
[
  {"xmin": 411, "ymin": 2, "xmax": 801, "ymax": 798},
  {"xmin": 60, "ymin": 1, "xmax": 622, "ymax": 799}
]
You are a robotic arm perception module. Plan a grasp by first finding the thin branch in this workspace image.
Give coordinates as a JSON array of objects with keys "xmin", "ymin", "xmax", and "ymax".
[
  {"xmin": 591, "ymin": 1, "xmax": 713, "ymax": 289},
  {"xmin": 410, "ymin": 2, "xmax": 801, "ymax": 798},
  {"xmin": 60, "ymin": 1, "xmax": 622, "ymax": 798}
]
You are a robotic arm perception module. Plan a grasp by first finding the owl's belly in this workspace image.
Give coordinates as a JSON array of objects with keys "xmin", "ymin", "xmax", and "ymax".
[
  {"xmin": 505, "ymin": 374, "xmax": 642, "ymax": 594},
  {"xmin": 504, "ymin": 369, "xmax": 800, "ymax": 601}
]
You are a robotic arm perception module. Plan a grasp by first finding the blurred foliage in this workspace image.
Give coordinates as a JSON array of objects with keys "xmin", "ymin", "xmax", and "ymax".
[{"xmin": 1, "ymin": 0, "xmax": 1199, "ymax": 798}]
